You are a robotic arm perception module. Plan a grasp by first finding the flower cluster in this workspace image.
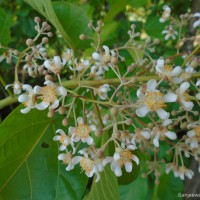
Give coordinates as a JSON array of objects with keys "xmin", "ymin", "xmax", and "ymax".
[{"xmin": 1, "ymin": 6, "xmax": 200, "ymax": 185}]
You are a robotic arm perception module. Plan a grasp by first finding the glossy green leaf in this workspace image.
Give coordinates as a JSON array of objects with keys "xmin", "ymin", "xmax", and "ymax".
[
  {"xmin": 23, "ymin": 0, "xmax": 92, "ymax": 49},
  {"xmin": 0, "ymin": 8, "xmax": 13, "ymax": 45},
  {"xmin": 0, "ymin": 106, "xmax": 88, "ymax": 200},
  {"xmin": 85, "ymin": 166, "xmax": 120, "ymax": 200},
  {"xmin": 119, "ymin": 175, "xmax": 148, "ymax": 200}
]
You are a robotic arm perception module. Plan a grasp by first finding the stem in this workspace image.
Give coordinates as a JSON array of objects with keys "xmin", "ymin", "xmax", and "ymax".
[
  {"xmin": 0, "ymin": 96, "xmax": 18, "ymax": 109},
  {"xmin": 181, "ymin": 45, "xmax": 200, "ymax": 68},
  {"xmin": 0, "ymin": 73, "xmax": 200, "ymax": 110}
]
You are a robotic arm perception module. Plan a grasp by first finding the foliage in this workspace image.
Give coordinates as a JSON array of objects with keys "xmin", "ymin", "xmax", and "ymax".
[{"xmin": 0, "ymin": 0, "xmax": 199, "ymax": 200}]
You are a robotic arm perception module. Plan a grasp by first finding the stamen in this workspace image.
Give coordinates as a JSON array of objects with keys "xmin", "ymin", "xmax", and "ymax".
[{"xmin": 144, "ymin": 91, "xmax": 166, "ymax": 111}]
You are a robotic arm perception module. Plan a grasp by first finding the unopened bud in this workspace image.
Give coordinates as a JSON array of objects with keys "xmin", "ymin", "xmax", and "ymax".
[
  {"xmin": 48, "ymin": 109, "xmax": 55, "ymax": 118},
  {"xmin": 95, "ymin": 128, "xmax": 103, "ymax": 136},
  {"xmin": 111, "ymin": 57, "xmax": 118, "ymax": 65},
  {"xmin": 79, "ymin": 34, "xmax": 87, "ymax": 40},
  {"xmin": 47, "ymin": 32, "xmax": 53, "ymax": 37},
  {"xmin": 125, "ymin": 118, "xmax": 133, "ymax": 125},
  {"xmin": 110, "ymin": 107, "xmax": 118, "ymax": 115},
  {"xmin": 34, "ymin": 16, "xmax": 41, "ymax": 23},
  {"xmin": 58, "ymin": 106, "xmax": 66, "ymax": 115},
  {"xmin": 45, "ymin": 75, "xmax": 54, "ymax": 81},
  {"xmin": 62, "ymin": 118, "xmax": 69, "ymax": 126},
  {"xmin": 42, "ymin": 37, "xmax": 49, "ymax": 44},
  {"xmin": 26, "ymin": 39, "xmax": 34, "ymax": 46}
]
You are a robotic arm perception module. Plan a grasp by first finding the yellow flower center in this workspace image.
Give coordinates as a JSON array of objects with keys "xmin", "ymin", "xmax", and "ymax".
[
  {"xmin": 102, "ymin": 54, "xmax": 111, "ymax": 65},
  {"xmin": 162, "ymin": 10, "xmax": 169, "ymax": 20},
  {"xmin": 41, "ymin": 86, "xmax": 57, "ymax": 103},
  {"xmin": 119, "ymin": 150, "xmax": 133, "ymax": 167},
  {"xmin": 194, "ymin": 126, "xmax": 200, "ymax": 137},
  {"xmin": 80, "ymin": 158, "xmax": 93, "ymax": 174},
  {"xmin": 59, "ymin": 135, "xmax": 66, "ymax": 145},
  {"xmin": 75, "ymin": 124, "xmax": 90, "ymax": 138},
  {"xmin": 62, "ymin": 154, "xmax": 72, "ymax": 165},
  {"xmin": 144, "ymin": 91, "xmax": 166, "ymax": 111},
  {"xmin": 183, "ymin": 92, "xmax": 190, "ymax": 102},
  {"xmin": 164, "ymin": 64, "xmax": 173, "ymax": 72}
]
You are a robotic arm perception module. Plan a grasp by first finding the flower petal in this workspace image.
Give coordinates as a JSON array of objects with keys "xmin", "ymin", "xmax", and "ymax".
[
  {"xmin": 179, "ymin": 82, "xmax": 190, "ymax": 94},
  {"xmin": 156, "ymin": 108, "xmax": 169, "ymax": 120},
  {"xmin": 132, "ymin": 155, "xmax": 139, "ymax": 165},
  {"xmin": 170, "ymin": 66, "xmax": 182, "ymax": 76},
  {"xmin": 147, "ymin": 79, "xmax": 157, "ymax": 92},
  {"xmin": 136, "ymin": 105, "xmax": 149, "ymax": 117},
  {"xmin": 182, "ymin": 101, "xmax": 194, "ymax": 111},
  {"xmin": 165, "ymin": 131, "xmax": 177, "ymax": 140},
  {"xmin": 35, "ymin": 101, "xmax": 49, "ymax": 110},
  {"xmin": 153, "ymin": 133, "xmax": 160, "ymax": 147},
  {"xmin": 163, "ymin": 93, "xmax": 177, "ymax": 102},
  {"xmin": 114, "ymin": 165, "xmax": 122, "ymax": 177},
  {"xmin": 77, "ymin": 117, "xmax": 84, "ymax": 125},
  {"xmin": 187, "ymin": 130, "xmax": 195, "ymax": 137},
  {"xmin": 125, "ymin": 162, "xmax": 133, "ymax": 172}
]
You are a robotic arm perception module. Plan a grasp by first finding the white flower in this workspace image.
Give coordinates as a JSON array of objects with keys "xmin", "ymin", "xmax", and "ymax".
[
  {"xmin": 72, "ymin": 153, "xmax": 102, "ymax": 182},
  {"xmin": 89, "ymin": 65, "xmax": 104, "ymax": 80},
  {"xmin": 70, "ymin": 59, "xmax": 90, "ymax": 72},
  {"xmin": 173, "ymin": 66, "xmax": 194, "ymax": 83},
  {"xmin": 193, "ymin": 13, "xmax": 200, "ymax": 28},
  {"xmin": 92, "ymin": 46, "xmax": 113, "ymax": 67},
  {"xmin": 34, "ymin": 80, "xmax": 67, "ymax": 110},
  {"xmin": 176, "ymin": 82, "xmax": 194, "ymax": 111},
  {"xmin": 159, "ymin": 5, "xmax": 171, "ymax": 23},
  {"xmin": 18, "ymin": 84, "xmax": 36, "ymax": 113},
  {"xmin": 6, "ymin": 81, "xmax": 22, "ymax": 95},
  {"xmin": 174, "ymin": 166, "xmax": 194, "ymax": 180},
  {"xmin": 162, "ymin": 26, "xmax": 178, "ymax": 40},
  {"xmin": 62, "ymin": 48, "xmax": 73, "ymax": 63},
  {"xmin": 134, "ymin": 128, "xmax": 151, "ymax": 143},
  {"xmin": 53, "ymin": 129, "xmax": 74, "ymax": 152},
  {"xmin": 44, "ymin": 56, "xmax": 66, "ymax": 74},
  {"xmin": 185, "ymin": 121, "xmax": 200, "ymax": 149},
  {"xmin": 23, "ymin": 62, "xmax": 37, "ymax": 77},
  {"xmin": 69, "ymin": 117, "xmax": 96, "ymax": 145},
  {"xmin": 136, "ymin": 79, "xmax": 177, "ymax": 120},
  {"xmin": 152, "ymin": 119, "xmax": 177, "ymax": 147},
  {"xmin": 96, "ymin": 84, "xmax": 111, "ymax": 100},
  {"xmin": 58, "ymin": 152, "xmax": 74, "ymax": 171},
  {"xmin": 103, "ymin": 148, "xmax": 139, "ymax": 177},
  {"xmin": 156, "ymin": 58, "xmax": 182, "ymax": 80},
  {"xmin": 196, "ymin": 80, "xmax": 200, "ymax": 100}
]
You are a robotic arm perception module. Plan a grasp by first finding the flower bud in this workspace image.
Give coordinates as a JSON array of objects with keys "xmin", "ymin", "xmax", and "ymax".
[
  {"xmin": 62, "ymin": 118, "xmax": 69, "ymax": 126},
  {"xmin": 26, "ymin": 39, "xmax": 34, "ymax": 46},
  {"xmin": 58, "ymin": 106, "xmax": 66, "ymax": 115},
  {"xmin": 110, "ymin": 107, "xmax": 118, "ymax": 115}
]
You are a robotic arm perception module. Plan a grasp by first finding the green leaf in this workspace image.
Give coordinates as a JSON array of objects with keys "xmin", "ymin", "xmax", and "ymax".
[
  {"xmin": 0, "ymin": 8, "xmax": 13, "ymax": 45},
  {"xmin": 157, "ymin": 173, "xmax": 183, "ymax": 200},
  {"xmin": 23, "ymin": 0, "xmax": 92, "ymax": 49},
  {"xmin": 119, "ymin": 175, "xmax": 148, "ymax": 200},
  {"xmin": 85, "ymin": 166, "xmax": 120, "ymax": 200},
  {"xmin": 145, "ymin": 14, "xmax": 166, "ymax": 39},
  {"xmin": 129, "ymin": 0, "xmax": 147, "ymax": 8},
  {"xmin": 0, "ymin": 106, "xmax": 88, "ymax": 200}
]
